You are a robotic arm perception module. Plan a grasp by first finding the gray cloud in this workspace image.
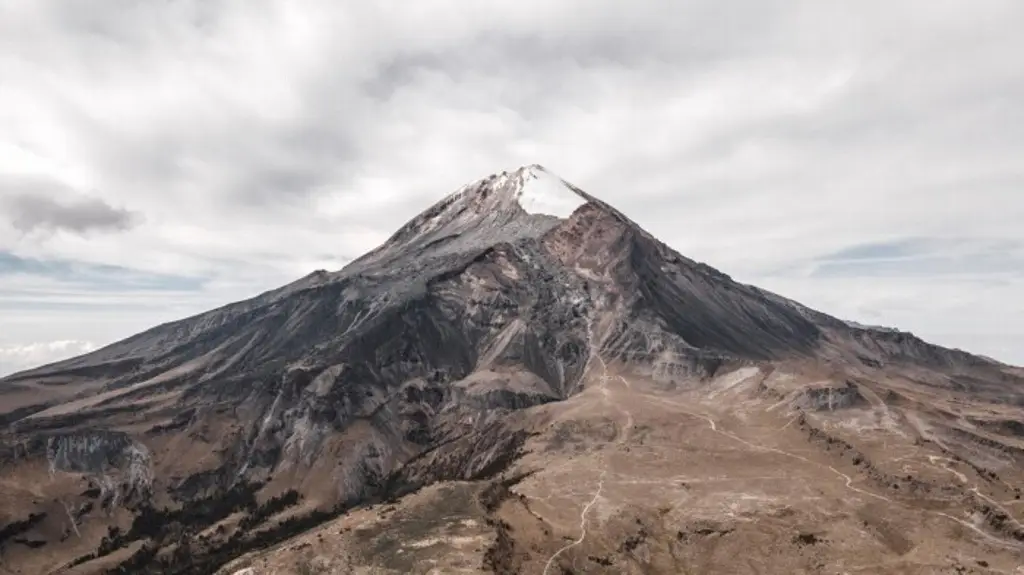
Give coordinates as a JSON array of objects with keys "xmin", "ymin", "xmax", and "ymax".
[{"xmin": 1, "ymin": 178, "xmax": 138, "ymax": 234}]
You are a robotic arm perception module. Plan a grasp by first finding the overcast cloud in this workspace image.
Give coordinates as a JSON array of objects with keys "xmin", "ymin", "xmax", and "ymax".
[
  {"xmin": 1, "ymin": 0, "xmax": 1022, "ymax": 375},
  {"xmin": 1, "ymin": 176, "xmax": 139, "ymax": 234}
]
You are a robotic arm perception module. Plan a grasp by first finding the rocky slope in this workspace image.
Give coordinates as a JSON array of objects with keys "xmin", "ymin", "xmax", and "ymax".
[{"xmin": 1, "ymin": 165, "xmax": 1022, "ymax": 574}]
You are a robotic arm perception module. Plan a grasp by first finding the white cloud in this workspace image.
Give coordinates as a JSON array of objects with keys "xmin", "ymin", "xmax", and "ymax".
[
  {"xmin": 0, "ymin": 0, "xmax": 1022, "ymax": 368},
  {"xmin": 0, "ymin": 340, "xmax": 97, "ymax": 377}
]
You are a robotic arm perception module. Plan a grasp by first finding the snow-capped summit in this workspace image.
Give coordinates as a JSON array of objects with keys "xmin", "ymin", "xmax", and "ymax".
[
  {"xmin": 440, "ymin": 163, "xmax": 588, "ymax": 220},
  {"xmin": 433, "ymin": 163, "xmax": 588, "ymax": 222},
  {"xmin": 493, "ymin": 164, "xmax": 588, "ymax": 219},
  {"xmin": 357, "ymin": 164, "xmax": 593, "ymax": 268}
]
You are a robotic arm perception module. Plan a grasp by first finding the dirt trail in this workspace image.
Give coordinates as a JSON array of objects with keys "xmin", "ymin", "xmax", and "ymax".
[
  {"xmin": 540, "ymin": 316, "xmax": 633, "ymax": 575},
  {"xmin": 540, "ymin": 470, "xmax": 607, "ymax": 575}
]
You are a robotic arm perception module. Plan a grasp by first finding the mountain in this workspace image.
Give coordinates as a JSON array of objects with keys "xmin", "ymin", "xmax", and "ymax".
[{"xmin": 2, "ymin": 165, "xmax": 1023, "ymax": 575}]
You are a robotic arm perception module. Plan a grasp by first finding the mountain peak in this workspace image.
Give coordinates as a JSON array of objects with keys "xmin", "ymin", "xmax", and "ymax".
[
  {"xmin": 498, "ymin": 163, "xmax": 587, "ymax": 219},
  {"xmin": 358, "ymin": 164, "xmax": 592, "ymax": 267},
  {"xmin": 455, "ymin": 163, "xmax": 586, "ymax": 220}
]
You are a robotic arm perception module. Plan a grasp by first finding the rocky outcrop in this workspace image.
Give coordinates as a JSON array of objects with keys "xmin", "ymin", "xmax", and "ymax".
[
  {"xmin": 791, "ymin": 381, "xmax": 868, "ymax": 412},
  {"xmin": 38, "ymin": 431, "xmax": 153, "ymax": 507}
]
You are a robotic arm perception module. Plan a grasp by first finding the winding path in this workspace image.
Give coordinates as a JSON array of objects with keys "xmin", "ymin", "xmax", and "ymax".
[
  {"xmin": 540, "ymin": 315, "xmax": 633, "ymax": 575},
  {"xmin": 541, "ymin": 471, "xmax": 607, "ymax": 575}
]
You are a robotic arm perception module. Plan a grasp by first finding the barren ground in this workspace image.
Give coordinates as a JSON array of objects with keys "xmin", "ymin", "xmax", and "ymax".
[{"xmin": 216, "ymin": 362, "xmax": 1024, "ymax": 575}]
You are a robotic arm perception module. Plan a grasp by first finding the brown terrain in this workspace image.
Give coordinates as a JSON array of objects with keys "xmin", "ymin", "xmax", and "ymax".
[{"xmin": 1, "ymin": 165, "xmax": 1023, "ymax": 574}]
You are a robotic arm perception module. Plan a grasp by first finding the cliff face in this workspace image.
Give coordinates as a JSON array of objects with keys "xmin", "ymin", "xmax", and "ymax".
[{"xmin": 1, "ymin": 165, "xmax": 1021, "ymax": 574}]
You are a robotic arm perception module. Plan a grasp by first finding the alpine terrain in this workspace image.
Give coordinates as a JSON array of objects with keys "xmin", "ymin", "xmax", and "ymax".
[{"xmin": 2, "ymin": 165, "xmax": 1023, "ymax": 575}]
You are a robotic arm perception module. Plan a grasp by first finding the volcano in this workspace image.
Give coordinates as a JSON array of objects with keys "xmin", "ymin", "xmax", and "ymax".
[{"xmin": 2, "ymin": 165, "xmax": 1023, "ymax": 574}]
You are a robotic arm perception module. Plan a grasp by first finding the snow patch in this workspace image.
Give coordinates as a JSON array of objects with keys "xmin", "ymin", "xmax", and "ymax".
[{"xmin": 514, "ymin": 166, "xmax": 587, "ymax": 219}]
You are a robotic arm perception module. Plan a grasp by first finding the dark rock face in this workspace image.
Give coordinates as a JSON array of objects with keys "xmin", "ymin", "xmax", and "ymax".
[
  {"xmin": 0, "ymin": 164, "xmax": 1018, "ymax": 573},
  {"xmin": 791, "ymin": 381, "xmax": 868, "ymax": 412},
  {"xmin": 544, "ymin": 201, "xmax": 825, "ymax": 361}
]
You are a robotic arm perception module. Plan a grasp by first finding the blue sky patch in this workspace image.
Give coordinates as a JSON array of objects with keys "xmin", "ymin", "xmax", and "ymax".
[{"xmin": 0, "ymin": 251, "xmax": 207, "ymax": 292}]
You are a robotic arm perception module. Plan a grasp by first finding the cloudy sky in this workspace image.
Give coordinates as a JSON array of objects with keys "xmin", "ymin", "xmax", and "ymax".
[{"xmin": 1, "ymin": 1, "xmax": 1022, "ymax": 375}]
